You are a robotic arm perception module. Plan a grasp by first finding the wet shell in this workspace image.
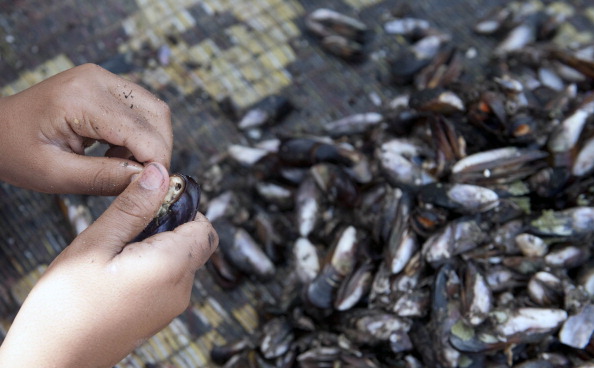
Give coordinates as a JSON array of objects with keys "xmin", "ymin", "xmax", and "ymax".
[
  {"xmin": 295, "ymin": 176, "xmax": 322, "ymax": 238},
  {"xmin": 306, "ymin": 226, "xmax": 358, "ymax": 309},
  {"xmin": 215, "ymin": 221, "xmax": 275, "ymax": 280},
  {"xmin": 324, "ymin": 112, "xmax": 383, "ymax": 136},
  {"xmin": 547, "ymin": 94, "xmax": 594, "ymax": 155},
  {"xmin": 451, "ymin": 147, "xmax": 548, "ymax": 185},
  {"xmin": 527, "ymin": 272, "xmax": 563, "ymax": 306},
  {"xmin": 134, "ymin": 174, "xmax": 201, "ymax": 242},
  {"xmin": 515, "ymin": 233, "xmax": 548, "ymax": 257},
  {"xmin": 379, "ymin": 138, "xmax": 437, "ymax": 188},
  {"xmin": 417, "ymin": 183, "xmax": 499, "ymax": 214},
  {"xmin": 237, "ymin": 95, "xmax": 293, "ymax": 130},
  {"xmin": 293, "ymin": 237, "xmax": 320, "ymax": 284},
  {"xmin": 305, "ymin": 8, "xmax": 367, "ymax": 41},
  {"xmin": 462, "ymin": 263, "xmax": 492, "ymax": 326},
  {"xmin": 384, "ymin": 18, "xmax": 430, "ymax": 37},
  {"xmin": 259, "ymin": 317, "xmax": 294, "ymax": 359},
  {"xmin": 334, "ymin": 261, "xmax": 374, "ymax": 311},
  {"xmin": 196, "ymin": 2, "xmax": 594, "ymax": 366},
  {"xmin": 572, "ymin": 135, "xmax": 594, "ymax": 177},
  {"xmin": 422, "ymin": 218, "xmax": 486, "ymax": 266},
  {"xmin": 492, "ymin": 308, "xmax": 567, "ymax": 339},
  {"xmin": 558, "ymin": 304, "xmax": 594, "ymax": 349},
  {"xmin": 529, "ymin": 207, "xmax": 594, "ymax": 238}
]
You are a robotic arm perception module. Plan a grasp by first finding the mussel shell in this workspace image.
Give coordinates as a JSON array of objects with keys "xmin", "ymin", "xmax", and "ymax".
[{"xmin": 133, "ymin": 173, "xmax": 201, "ymax": 242}]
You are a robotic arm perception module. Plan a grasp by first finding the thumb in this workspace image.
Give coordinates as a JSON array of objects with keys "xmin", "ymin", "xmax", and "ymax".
[{"xmin": 76, "ymin": 162, "xmax": 170, "ymax": 256}]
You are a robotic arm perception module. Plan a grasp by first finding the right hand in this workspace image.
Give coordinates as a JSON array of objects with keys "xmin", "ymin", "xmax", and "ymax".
[{"xmin": 0, "ymin": 162, "xmax": 219, "ymax": 368}]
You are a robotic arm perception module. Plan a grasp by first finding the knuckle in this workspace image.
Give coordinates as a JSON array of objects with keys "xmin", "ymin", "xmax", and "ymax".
[
  {"xmin": 79, "ymin": 63, "xmax": 109, "ymax": 80},
  {"xmin": 207, "ymin": 225, "xmax": 219, "ymax": 252},
  {"xmin": 155, "ymin": 99, "xmax": 171, "ymax": 117},
  {"xmin": 77, "ymin": 63, "xmax": 97, "ymax": 74},
  {"xmin": 91, "ymin": 167, "xmax": 117, "ymax": 196},
  {"xmin": 62, "ymin": 70, "xmax": 88, "ymax": 91},
  {"xmin": 132, "ymin": 114, "xmax": 152, "ymax": 131}
]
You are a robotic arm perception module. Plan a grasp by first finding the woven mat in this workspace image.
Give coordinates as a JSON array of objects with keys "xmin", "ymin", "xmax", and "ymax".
[{"xmin": 0, "ymin": 0, "xmax": 549, "ymax": 366}]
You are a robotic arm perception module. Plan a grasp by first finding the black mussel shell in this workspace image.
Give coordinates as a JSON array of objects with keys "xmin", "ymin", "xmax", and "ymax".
[{"xmin": 133, "ymin": 174, "xmax": 201, "ymax": 242}]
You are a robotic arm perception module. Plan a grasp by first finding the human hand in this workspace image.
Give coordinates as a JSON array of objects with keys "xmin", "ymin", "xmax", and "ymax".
[
  {"xmin": 0, "ymin": 163, "xmax": 218, "ymax": 367},
  {"xmin": 0, "ymin": 63, "xmax": 172, "ymax": 195}
]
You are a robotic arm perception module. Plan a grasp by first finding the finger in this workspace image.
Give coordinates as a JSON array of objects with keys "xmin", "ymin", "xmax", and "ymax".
[
  {"xmin": 103, "ymin": 68, "xmax": 174, "ymax": 168},
  {"xmin": 75, "ymin": 162, "xmax": 169, "ymax": 257},
  {"xmin": 35, "ymin": 147, "xmax": 143, "ymax": 195},
  {"xmin": 88, "ymin": 63, "xmax": 174, "ymax": 142},
  {"xmin": 108, "ymin": 75, "xmax": 169, "ymax": 117},
  {"xmin": 152, "ymin": 212, "xmax": 219, "ymax": 270},
  {"xmin": 118, "ymin": 212, "xmax": 218, "ymax": 275},
  {"xmin": 65, "ymin": 65, "xmax": 173, "ymax": 168},
  {"xmin": 68, "ymin": 99, "xmax": 173, "ymax": 168}
]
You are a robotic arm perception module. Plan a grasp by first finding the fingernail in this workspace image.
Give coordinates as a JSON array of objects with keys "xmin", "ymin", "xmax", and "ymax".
[{"xmin": 138, "ymin": 163, "xmax": 165, "ymax": 190}]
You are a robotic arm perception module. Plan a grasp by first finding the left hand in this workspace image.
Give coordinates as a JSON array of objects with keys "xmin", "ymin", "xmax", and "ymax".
[{"xmin": 0, "ymin": 63, "xmax": 173, "ymax": 195}]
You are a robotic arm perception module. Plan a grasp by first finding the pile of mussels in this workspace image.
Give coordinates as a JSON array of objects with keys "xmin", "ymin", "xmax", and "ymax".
[{"xmin": 195, "ymin": 2, "xmax": 594, "ymax": 367}]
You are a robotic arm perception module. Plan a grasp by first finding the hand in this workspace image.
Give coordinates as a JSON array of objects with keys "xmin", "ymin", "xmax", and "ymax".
[
  {"xmin": 0, "ymin": 163, "xmax": 218, "ymax": 367},
  {"xmin": 0, "ymin": 63, "xmax": 173, "ymax": 195}
]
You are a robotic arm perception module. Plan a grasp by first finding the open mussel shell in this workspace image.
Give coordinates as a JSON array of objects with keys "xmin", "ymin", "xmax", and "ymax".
[{"xmin": 133, "ymin": 173, "xmax": 201, "ymax": 242}]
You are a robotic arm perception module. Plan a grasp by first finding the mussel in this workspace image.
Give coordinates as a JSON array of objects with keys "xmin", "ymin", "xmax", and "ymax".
[{"xmin": 133, "ymin": 173, "xmax": 201, "ymax": 242}]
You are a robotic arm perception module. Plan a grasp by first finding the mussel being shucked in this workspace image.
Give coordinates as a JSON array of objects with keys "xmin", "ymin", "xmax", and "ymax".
[{"xmin": 133, "ymin": 174, "xmax": 201, "ymax": 242}]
